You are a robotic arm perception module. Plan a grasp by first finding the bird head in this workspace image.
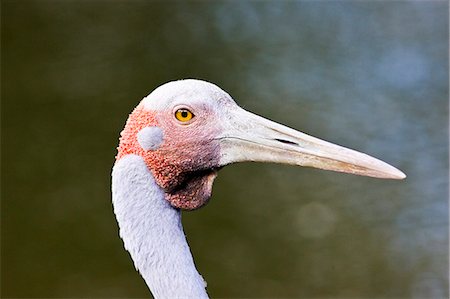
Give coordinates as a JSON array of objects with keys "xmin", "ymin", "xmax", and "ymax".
[{"xmin": 116, "ymin": 79, "xmax": 405, "ymax": 210}]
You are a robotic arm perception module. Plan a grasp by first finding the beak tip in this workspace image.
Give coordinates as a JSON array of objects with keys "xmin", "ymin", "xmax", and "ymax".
[
  {"xmin": 385, "ymin": 167, "xmax": 406, "ymax": 180},
  {"xmin": 394, "ymin": 170, "xmax": 407, "ymax": 180}
]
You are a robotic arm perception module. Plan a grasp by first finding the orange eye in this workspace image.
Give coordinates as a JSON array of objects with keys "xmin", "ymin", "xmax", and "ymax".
[{"xmin": 175, "ymin": 109, "xmax": 194, "ymax": 122}]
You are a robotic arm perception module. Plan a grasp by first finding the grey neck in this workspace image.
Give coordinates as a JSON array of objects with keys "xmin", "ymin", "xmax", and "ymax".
[{"xmin": 111, "ymin": 154, "xmax": 209, "ymax": 299}]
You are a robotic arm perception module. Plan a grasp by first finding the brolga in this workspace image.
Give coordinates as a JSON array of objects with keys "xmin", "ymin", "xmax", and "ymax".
[{"xmin": 111, "ymin": 79, "xmax": 405, "ymax": 298}]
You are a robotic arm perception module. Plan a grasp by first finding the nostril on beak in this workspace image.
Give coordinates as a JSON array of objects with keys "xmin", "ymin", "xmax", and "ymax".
[{"xmin": 274, "ymin": 138, "xmax": 298, "ymax": 146}]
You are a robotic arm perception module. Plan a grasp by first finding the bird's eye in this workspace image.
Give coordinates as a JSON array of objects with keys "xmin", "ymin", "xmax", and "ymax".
[{"xmin": 175, "ymin": 108, "xmax": 194, "ymax": 123}]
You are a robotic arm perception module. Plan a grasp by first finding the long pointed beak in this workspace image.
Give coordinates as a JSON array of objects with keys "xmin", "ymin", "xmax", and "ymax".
[{"xmin": 218, "ymin": 107, "xmax": 406, "ymax": 180}]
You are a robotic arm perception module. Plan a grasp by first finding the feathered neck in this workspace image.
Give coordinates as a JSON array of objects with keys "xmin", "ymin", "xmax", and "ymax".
[{"xmin": 111, "ymin": 154, "xmax": 209, "ymax": 299}]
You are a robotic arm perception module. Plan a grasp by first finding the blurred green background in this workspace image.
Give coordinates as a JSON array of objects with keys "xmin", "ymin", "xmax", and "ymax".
[{"xmin": 2, "ymin": 1, "xmax": 448, "ymax": 298}]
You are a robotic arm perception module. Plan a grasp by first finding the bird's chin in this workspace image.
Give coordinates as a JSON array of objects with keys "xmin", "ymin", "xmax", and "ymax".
[{"xmin": 164, "ymin": 168, "xmax": 219, "ymax": 211}]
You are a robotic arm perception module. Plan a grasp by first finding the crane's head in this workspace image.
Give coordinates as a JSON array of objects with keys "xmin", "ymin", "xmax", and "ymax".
[{"xmin": 116, "ymin": 79, "xmax": 405, "ymax": 210}]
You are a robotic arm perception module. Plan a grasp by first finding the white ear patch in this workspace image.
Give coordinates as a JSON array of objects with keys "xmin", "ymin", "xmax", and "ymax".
[{"xmin": 137, "ymin": 127, "xmax": 164, "ymax": 151}]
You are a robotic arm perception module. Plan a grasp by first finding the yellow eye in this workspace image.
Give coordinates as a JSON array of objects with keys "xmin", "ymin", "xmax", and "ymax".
[{"xmin": 175, "ymin": 108, "xmax": 194, "ymax": 122}]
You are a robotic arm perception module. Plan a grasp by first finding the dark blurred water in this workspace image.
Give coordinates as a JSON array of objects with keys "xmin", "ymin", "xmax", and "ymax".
[{"xmin": 2, "ymin": 1, "xmax": 448, "ymax": 298}]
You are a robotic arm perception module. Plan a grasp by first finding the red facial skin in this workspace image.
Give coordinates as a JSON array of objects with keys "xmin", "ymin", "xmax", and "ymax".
[{"xmin": 116, "ymin": 104, "xmax": 221, "ymax": 210}]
